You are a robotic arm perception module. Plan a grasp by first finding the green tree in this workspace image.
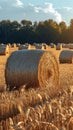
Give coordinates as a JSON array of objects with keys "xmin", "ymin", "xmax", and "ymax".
[
  {"xmin": 11, "ymin": 20, "xmax": 21, "ymax": 31},
  {"xmin": 21, "ymin": 19, "xmax": 32, "ymax": 27},
  {"xmin": 59, "ymin": 21, "xmax": 67, "ymax": 42},
  {"xmin": 0, "ymin": 20, "xmax": 11, "ymax": 43}
]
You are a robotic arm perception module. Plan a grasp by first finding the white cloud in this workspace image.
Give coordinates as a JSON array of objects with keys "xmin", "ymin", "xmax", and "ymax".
[
  {"xmin": 0, "ymin": 0, "xmax": 25, "ymax": 21},
  {"xmin": 28, "ymin": 3, "xmax": 34, "ymax": 7},
  {"xmin": 43, "ymin": 3, "xmax": 62, "ymax": 23},
  {"xmin": 55, "ymin": 11, "xmax": 62, "ymax": 23},
  {"xmin": 33, "ymin": 2, "xmax": 62, "ymax": 23},
  {"xmin": 44, "ymin": 2, "xmax": 55, "ymax": 13},
  {"xmin": 0, "ymin": 0, "xmax": 24, "ymax": 8},
  {"xmin": 0, "ymin": 1, "xmax": 71, "ymax": 24},
  {"xmin": 63, "ymin": 7, "xmax": 72, "ymax": 11},
  {"xmin": 34, "ymin": 7, "xmax": 42, "ymax": 13},
  {"xmin": 13, "ymin": 0, "xmax": 24, "ymax": 8}
]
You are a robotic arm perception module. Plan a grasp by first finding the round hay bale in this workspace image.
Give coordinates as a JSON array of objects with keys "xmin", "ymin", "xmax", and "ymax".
[
  {"xmin": 8, "ymin": 43, "xmax": 11, "ymax": 48},
  {"xmin": 59, "ymin": 50, "xmax": 73, "ymax": 63},
  {"xmin": 12, "ymin": 43, "xmax": 17, "ymax": 48},
  {"xmin": 56, "ymin": 43, "xmax": 62, "ymax": 50},
  {"xmin": 5, "ymin": 50, "xmax": 59, "ymax": 92},
  {"xmin": 62, "ymin": 43, "xmax": 68, "ymax": 48},
  {"xmin": 68, "ymin": 43, "xmax": 73, "ymax": 49},
  {"xmin": 19, "ymin": 44, "xmax": 31, "ymax": 50},
  {"xmin": 34, "ymin": 44, "xmax": 43, "ymax": 49},
  {"xmin": 17, "ymin": 43, "xmax": 20, "ymax": 47},
  {"xmin": 42, "ymin": 43, "xmax": 47, "ymax": 49},
  {"xmin": 50, "ymin": 43, "xmax": 55, "ymax": 48},
  {"xmin": 0, "ymin": 44, "xmax": 9, "ymax": 55}
]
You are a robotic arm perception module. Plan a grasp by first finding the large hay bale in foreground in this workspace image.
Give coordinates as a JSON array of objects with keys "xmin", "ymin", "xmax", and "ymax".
[
  {"xmin": 5, "ymin": 50, "xmax": 59, "ymax": 92},
  {"xmin": 59, "ymin": 50, "xmax": 73, "ymax": 63}
]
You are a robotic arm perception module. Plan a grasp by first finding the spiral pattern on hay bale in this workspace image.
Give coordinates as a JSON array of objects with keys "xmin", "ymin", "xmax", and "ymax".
[
  {"xmin": 5, "ymin": 50, "xmax": 59, "ymax": 93},
  {"xmin": 59, "ymin": 50, "xmax": 73, "ymax": 63}
]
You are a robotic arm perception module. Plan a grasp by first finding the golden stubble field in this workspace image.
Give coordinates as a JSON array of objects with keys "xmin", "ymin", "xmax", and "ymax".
[
  {"xmin": 0, "ymin": 48, "xmax": 73, "ymax": 89},
  {"xmin": 0, "ymin": 48, "xmax": 73, "ymax": 130}
]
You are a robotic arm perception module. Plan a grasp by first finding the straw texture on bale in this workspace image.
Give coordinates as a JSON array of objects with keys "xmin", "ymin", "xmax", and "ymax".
[
  {"xmin": 59, "ymin": 50, "xmax": 73, "ymax": 63},
  {"xmin": 5, "ymin": 50, "xmax": 59, "ymax": 91},
  {"xmin": 67, "ymin": 117, "xmax": 73, "ymax": 130}
]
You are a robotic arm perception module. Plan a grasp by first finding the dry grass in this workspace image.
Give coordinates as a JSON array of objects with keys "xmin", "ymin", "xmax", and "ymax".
[
  {"xmin": 0, "ymin": 47, "xmax": 73, "ymax": 130},
  {"xmin": 0, "ymin": 55, "xmax": 9, "ymax": 91}
]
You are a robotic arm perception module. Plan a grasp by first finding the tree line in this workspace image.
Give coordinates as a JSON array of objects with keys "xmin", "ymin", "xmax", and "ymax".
[{"xmin": 0, "ymin": 19, "xmax": 73, "ymax": 45}]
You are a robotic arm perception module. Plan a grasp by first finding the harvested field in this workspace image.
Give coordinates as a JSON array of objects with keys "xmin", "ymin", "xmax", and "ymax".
[
  {"xmin": 0, "ymin": 47, "xmax": 73, "ymax": 130},
  {"xmin": 0, "ymin": 55, "xmax": 9, "ymax": 91}
]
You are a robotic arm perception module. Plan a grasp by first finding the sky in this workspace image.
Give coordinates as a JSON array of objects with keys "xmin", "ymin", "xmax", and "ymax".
[{"xmin": 0, "ymin": 0, "xmax": 73, "ymax": 25}]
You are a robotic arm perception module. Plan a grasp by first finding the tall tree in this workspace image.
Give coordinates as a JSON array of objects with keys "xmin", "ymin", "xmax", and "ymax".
[
  {"xmin": 11, "ymin": 20, "xmax": 21, "ymax": 31},
  {"xmin": 66, "ymin": 19, "xmax": 73, "ymax": 42},
  {"xmin": 0, "ymin": 20, "xmax": 11, "ymax": 43},
  {"xmin": 59, "ymin": 21, "xmax": 67, "ymax": 42},
  {"xmin": 21, "ymin": 19, "xmax": 32, "ymax": 27}
]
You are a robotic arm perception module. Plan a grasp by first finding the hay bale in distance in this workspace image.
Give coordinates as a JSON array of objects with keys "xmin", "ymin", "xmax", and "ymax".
[
  {"xmin": 19, "ymin": 44, "xmax": 28, "ymax": 50},
  {"xmin": 8, "ymin": 43, "xmax": 11, "ymax": 48},
  {"xmin": 59, "ymin": 50, "xmax": 73, "ymax": 63},
  {"xmin": 0, "ymin": 44, "xmax": 9, "ymax": 55},
  {"xmin": 50, "ymin": 43, "xmax": 56, "ymax": 48},
  {"xmin": 29, "ymin": 45, "xmax": 36, "ymax": 50},
  {"xmin": 62, "ymin": 43, "xmax": 73, "ymax": 49},
  {"xmin": 62, "ymin": 43, "xmax": 68, "ymax": 48},
  {"xmin": 19, "ymin": 44, "xmax": 31, "ymax": 50},
  {"xmin": 41, "ymin": 43, "xmax": 48, "ymax": 50},
  {"xmin": 9, "ymin": 43, "xmax": 19, "ymax": 54},
  {"xmin": 11, "ymin": 43, "xmax": 17, "ymax": 48},
  {"xmin": 68, "ymin": 43, "xmax": 73, "ymax": 49},
  {"xmin": 56, "ymin": 43, "xmax": 62, "ymax": 50},
  {"xmin": 34, "ymin": 43, "xmax": 45, "ymax": 50},
  {"xmin": 5, "ymin": 50, "xmax": 59, "ymax": 94},
  {"xmin": 17, "ymin": 43, "xmax": 21, "ymax": 47}
]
